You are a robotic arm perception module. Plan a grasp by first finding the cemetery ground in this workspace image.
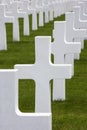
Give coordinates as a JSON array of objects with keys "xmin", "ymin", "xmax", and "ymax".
[{"xmin": 0, "ymin": 14, "xmax": 87, "ymax": 130}]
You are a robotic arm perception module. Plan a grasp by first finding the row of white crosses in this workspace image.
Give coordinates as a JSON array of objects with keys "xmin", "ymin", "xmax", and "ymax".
[
  {"xmin": 1, "ymin": 0, "xmax": 87, "ymax": 130},
  {"xmin": 0, "ymin": 0, "xmax": 79, "ymax": 50}
]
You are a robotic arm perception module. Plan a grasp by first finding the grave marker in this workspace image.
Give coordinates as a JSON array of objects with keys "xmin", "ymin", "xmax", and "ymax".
[
  {"xmin": 78, "ymin": 2, "xmax": 87, "ymax": 20},
  {"xmin": 15, "ymin": 36, "xmax": 72, "ymax": 112},
  {"xmin": 17, "ymin": 0, "xmax": 30, "ymax": 35},
  {"xmin": 83, "ymin": 0, "xmax": 87, "ymax": 14},
  {"xmin": 6, "ymin": 2, "xmax": 26, "ymax": 41},
  {"xmin": 28, "ymin": 0, "xmax": 38, "ymax": 30},
  {"xmin": 0, "ymin": 5, "xmax": 13, "ymax": 50},
  {"xmin": 0, "ymin": 69, "xmax": 51, "ymax": 130},
  {"xmin": 52, "ymin": 21, "xmax": 81, "ymax": 100},
  {"xmin": 36, "ymin": 0, "xmax": 44, "ymax": 27},
  {"xmin": 73, "ymin": 6, "xmax": 87, "ymax": 29},
  {"xmin": 65, "ymin": 12, "xmax": 87, "ymax": 59}
]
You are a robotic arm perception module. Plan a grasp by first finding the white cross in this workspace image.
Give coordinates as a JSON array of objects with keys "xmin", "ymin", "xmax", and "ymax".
[
  {"xmin": 0, "ymin": 69, "xmax": 51, "ymax": 130},
  {"xmin": 19, "ymin": 0, "xmax": 38, "ymax": 30},
  {"xmin": 42, "ymin": 0, "xmax": 50, "ymax": 23},
  {"xmin": 36, "ymin": 0, "xmax": 44, "ymax": 27},
  {"xmin": 16, "ymin": 0, "xmax": 30, "ymax": 36},
  {"xmin": 0, "ymin": 5, "xmax": 13, "ymax": 50},
  {"xmin": 15, "ymin": 36, "xmax": 72, "ymax": 113},
  {"xmin": 83, "ymin": 1, "xmax": 87, "ymax": 14},
  {"xmin": 52, "ymin": 21, "xmax": 81, "ymax": 101},
  {"xmin": 73, "ymin": 6, "xmax": 87, "ymax": 29},
  {"xmin": 6, "ymin": 2, "xmax": 26, "ymax": 41},
  {"xmin": 0, "ymin": 0, "xmax": 12, "ymax": 12},
  {"xmin": 78, "ymin": 2, "xmax": 87, "ymax": 20},
  {"xmin": 65, "ymin": 12, "xmax": 87, "ymax": 59}
]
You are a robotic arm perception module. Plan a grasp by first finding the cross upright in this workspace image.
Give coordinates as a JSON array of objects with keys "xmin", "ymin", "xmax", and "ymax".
[
  {"xmin": 17, "ymin": 0, "xmax": 30, "ymax": 35},
  {"xmin": 65, "ymin": 12, "xmax": 87, "ymax": 59},
  {"xmin": 6, "ymin": 2, "xmax": 26, "ymax": 41},
  {"xmin": 52, "ymin": 21, "xmax": 81, "ymax": 101},
  {"xmin": 42, "ymin": 0, "xmax": 50, "ymax": 23},
  {"xmin": 73, "ymin": 6, "xmax": 87, "ymax": 29},
  {"xmin": 36, "ymin": 0, "xmax": 44, "ymax": 27},
  {"xmin": 15, "ymin": 36, "xmax": 72, "ymax": 113},
  {"xmin": 19, "ymin": 0, "xmax": 38, "ymax": 30},
  {"xmin": 0, "ymin": 5, "xmax": 13, "ymax": 50}
]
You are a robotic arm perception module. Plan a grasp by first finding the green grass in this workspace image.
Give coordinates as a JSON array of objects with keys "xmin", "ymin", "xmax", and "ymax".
[{"xmin": 0, "ymin": 14, "xmax": 87, "ymax": 130}]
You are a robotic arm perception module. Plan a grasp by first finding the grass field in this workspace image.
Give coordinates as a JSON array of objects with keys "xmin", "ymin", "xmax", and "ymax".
[{"xmin": 0, "ymin": 14, "xmax": 87, "ymax": 130}]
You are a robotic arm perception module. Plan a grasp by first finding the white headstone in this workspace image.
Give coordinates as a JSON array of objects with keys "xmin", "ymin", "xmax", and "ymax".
[
  {"xmin": 18, "ymin": 0, "xmax": 38, "ymax": 31},
  {"xmin": 52, "ymin": 21, "xmax": 81, "ymax": 101},
  {"xmin": 83, "ymin": 1, "xmax": 87, "ymax": 14},
  {"xmin": 73, "ymin": 6, "xmax": 87, "ymax": 29},
  {"xmin": 6, "ymin": 2, "xmax": 26, "ymax": 41},
  {"xmin": 28, "ymin": 0, "xmax": 38, "ymax": 30},
  {"xmin": 0, "ymin": 5, "xmax": 13, "ymax": 50},
  {"xmin": 65, "ymin": 12, "xmax": 87, "ymax": 59},
  {"xmin": 78, "ymin": 2, "xmax": 87, "ymax": 20},
  {"xmin": 15, "ymin": 36, "xmax": 72, "ymax": 112},
  {"xmin": 36, "ymin": 0, "xmax": 44, "ymax": 27},
  {"xmin": 17, "ymin": 0, "xmax": 30, "ymax": 35},
  {"xmin": 0, "ymin": 69, "xmax": 51, "ymax": 130}
]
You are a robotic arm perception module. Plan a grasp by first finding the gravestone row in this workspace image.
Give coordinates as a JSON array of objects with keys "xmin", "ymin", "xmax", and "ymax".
[
  {"xmin": 0, "ymin": 0, "xmax": 87, "ymax": 130},
  {"xmin": 0, "ymin": 0, "xmax": 77, "ymax": 50}
]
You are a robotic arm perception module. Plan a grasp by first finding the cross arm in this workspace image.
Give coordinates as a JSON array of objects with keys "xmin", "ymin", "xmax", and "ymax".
[
  {"xmin": 65, "ymin": 41, "xmax": 81, "ymax": 54},
  {"xmin": 14, "ymin": 64, "xmax": 36, "ymax": 80},
  {"xmin": 4, "ymin": 16, "xmax": 14, "ymax": 23},
  {"xmin": 74, "ymin": 28, "xmax": 87, "ymax": 39},
  {"xmin": 49, "ymin": 64, "xmax": 72, "ymax": 80},
  {"xmin": 17, "ymin": 11, "xmax": 26, "ymax": 18}
]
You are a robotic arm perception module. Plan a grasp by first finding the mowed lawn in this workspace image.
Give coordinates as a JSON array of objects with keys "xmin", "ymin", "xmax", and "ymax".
[{"xmin": 0, "ymin": 14, "xmax": 87, "ymax": 130}]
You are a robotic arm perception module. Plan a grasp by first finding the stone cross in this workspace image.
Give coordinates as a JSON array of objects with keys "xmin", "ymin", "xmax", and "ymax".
[
  {"xmin": 29, "ymin": 0, "xmax": 38, "ymax": 30},
  {"xmin": 48, "ymin": 0, "xmax": 54, "ymax": 21},
  {"xmin": 83, "ymin": 1, "xmax": 87, "ymax": 14},
  {"xmin": 0, "ymin": 5, "xmax": 13, "ymax": 50},
  {"xmin": 73, "ymin": 6, "xmax": 87, "ymax": 29},
  {"xmin": 42, "ymin": 0, "xmax": 50, "ymax": 23},
  {"xmin": 17, "ymin": 0, "xmax": 30, "ymax": 36},
  {"xmin": 52, "ymin": 21, "xmax": 81, "ymax": 101},
  {"xmin": 19, "ymin": 0, "xmax": 38, "ymax": 30},
  {"xmin": 15, "ymin": 36, "xmax": 72, "ymax": 113},
  {"xmin": 0, "ymin": 69, "xmax": 51, "ymax": 130},
  {"xmin": 36, "ymin": 0, "xmax": 44, "ymax": 27},
  {"xmin": 0, "ymin": 0, "xmax": 12, "ymax": 12},
  {"xmin": 6, "ymin": 2, "xmax": 26, "ymax": 41},
  {"xmin": 78, "ymin": 2, "xmax": 87, "ymax": 20},
  {"xmin": 65, "ymin": 12, "xmax": 87, "ymax": 59}
]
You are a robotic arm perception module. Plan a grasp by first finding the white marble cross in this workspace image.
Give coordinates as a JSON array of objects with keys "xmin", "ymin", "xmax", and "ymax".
[
  {"xmin": 42, "ymin": 0, "xmax": 50, "ymax": 23},
  {"xmin": 28, "ymin": 0, "xmax": 38, "ymax": 30},
  {"xmin": 65, "ymin": 12, "xmax": 87, "ymax": 59},
  {"xmin": 6, "ymin": 2, "xmax": 26, "ymax": 41},
  {"xmin": 36, "ymin": 0, "xmax": 44, "ymax": 27},
  {"xmin": 19, "ymin": 0, "xmax": 38, "ymax": 30},
  {"xmin": 83, "ymin": 1, "xmax": 87, "ymax": 14},
  {"xmin": 15, "ymin": 36, "xmax": 72, "ymax": 113},
  {"xmin": 0, "ymin": 5, "xmax": 13, "ymax": 50},
  {"xmin": 17, "ymin": 0, "xmax": 30, "ymax": 36},
  {"xmin": 0, "ymin": 0, "xmax": 12, "ymax": 12},
  {"xmin": 73, "ymin": 6, "xmax": 87, "ymax": 29},
  {"xmin": 52, "ymin": 21, "xmax": 81, "ymax": 101},
  {"xmin": 48, "ymin": 0, "xmax": 54, "ymax": 21},
  {"xmin": 0, "ymin": 69, "xmax": 52, "ymax": 130},
  {"xmin": 78, "ymin": 2, "xmax": 87, "ymax": 20}
]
